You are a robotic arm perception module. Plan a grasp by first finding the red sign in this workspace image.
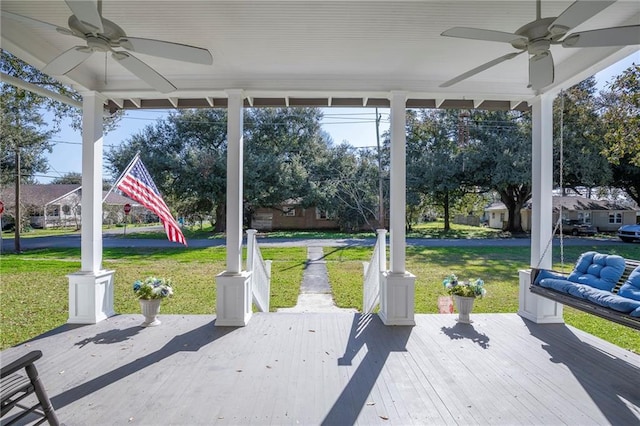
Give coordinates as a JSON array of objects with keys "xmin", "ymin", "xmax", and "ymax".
[
  {"xmin": 124, "ymin": 203, "xmax": 131, "ymax": 214},
  {"xmin": 0, "ymin": 200, "xmax": 4, "ymax": 215}
]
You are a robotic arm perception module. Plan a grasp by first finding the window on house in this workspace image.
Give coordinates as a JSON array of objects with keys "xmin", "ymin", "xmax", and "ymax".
[
  {"xmin": 500, "ymin": 213, "xmax": 505, "ymax": 222},
  {"xmin": 62, "ymin": 205, "xmax": 71, "ymax": 215},
  {"xmin": 316, "ymin": 208, "xmax": 328, "ymax": 220},
  {"xmin": 609, "ymin": 213, "xmax": 622, "ymax": 224},
  {"xmin": 491, "ymin": 212, "xmax": 495, "ymax": 219},
  {"xmin": 283, "ymin": 207, "xmax": 296, "ymax": 217}
]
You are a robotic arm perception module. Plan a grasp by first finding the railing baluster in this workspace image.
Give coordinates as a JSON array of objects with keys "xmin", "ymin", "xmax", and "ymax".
[
  {"xmin": 363, "ymin": 229, "xmax": 387, "ymax": 314},
  {"xmin": 246, "ymin": 229, "xmax": 270, "ymax": 312}
]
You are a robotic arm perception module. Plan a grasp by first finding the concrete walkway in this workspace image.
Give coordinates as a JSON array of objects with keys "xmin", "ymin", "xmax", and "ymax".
[{"xmin": 277, "ymin": 246, "xmax": 357, "ymax": 313}]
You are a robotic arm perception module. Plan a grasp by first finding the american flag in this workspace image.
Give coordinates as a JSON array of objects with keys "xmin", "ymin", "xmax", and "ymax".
[{"xmin": 116, "ymin": 156, "xmax": 187, "ymax": 246}]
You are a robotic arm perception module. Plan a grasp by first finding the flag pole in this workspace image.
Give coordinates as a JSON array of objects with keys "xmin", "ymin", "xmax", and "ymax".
[{"xmin": 102, "ymin": 152, "xmax": 140, "ymax": 202}]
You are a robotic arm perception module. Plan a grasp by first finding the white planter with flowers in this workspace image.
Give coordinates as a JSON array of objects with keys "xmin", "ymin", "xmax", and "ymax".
[
  {"xmin": 443, "ymin": 274, "xmax": 486, "ymax": 324},
  {"xmin": 133, "ymin": 277, "xmax": 174, "ymax": 327}
]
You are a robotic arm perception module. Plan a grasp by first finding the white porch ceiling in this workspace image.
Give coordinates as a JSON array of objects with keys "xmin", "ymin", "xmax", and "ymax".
[{"xmin": 2, "ymin": 1, "xmax": 639, "ymax": 111}]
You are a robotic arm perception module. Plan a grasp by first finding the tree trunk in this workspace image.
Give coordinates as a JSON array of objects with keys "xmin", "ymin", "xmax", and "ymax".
[
  {"xmin": 499, "ymin": 185, "xmax": 529, "ymax": 233},
  {"xmin": 443, "ymin": 190, "xmax": 450, "ymax": 232},
  {"xmin": 214, "ymin": 203, "xmax": 226, "ymax": 233}
]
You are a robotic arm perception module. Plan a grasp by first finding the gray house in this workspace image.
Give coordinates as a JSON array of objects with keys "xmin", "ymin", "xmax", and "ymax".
[
  {"xmin": 485, "ymin": 196, "xmax": 638, "ymax": 232},
  {"xmin": 0, "ymin": 184, "xmax": 141, "ymax": 228}
]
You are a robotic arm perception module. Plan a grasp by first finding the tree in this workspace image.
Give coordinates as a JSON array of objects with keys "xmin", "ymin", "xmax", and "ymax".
[
  {"xmin": 553, "ymin": 77, "xmax": 611, "ymax": 195},
  {"xmin": 50, "ymin": 172, "xmax": 82, "ymax": 185},
  {"xmin": 601, "ymin": 64, "xmax": 640, "ymax": 168},
  {"xmin": 403, "ymin": 109, "xmax": 466, "ymax": 231},
  {"xmin": 244, "ymin": 108, "xmax": 328, "ymax": 211},
  {"xmin": 465, "ymin": 110, "xmax": 531, "ymax": 232},
  {"xmin": 107, "ymin": 108, "xmax": 337, "ymax": 232},
  {"xmin": 106, "ymin": 109, "xmax": 229, "ymax": 231},
  {"xmin": 600, "ymin": 64, "xmax": 640, "ymax": 206},
  {"xmin": 313, "ymin": 144, "xmax": 380, "ymax": 232},
  {"xmin": 1, "ymin": 51, "xmax": 122, "ymax": 251}
]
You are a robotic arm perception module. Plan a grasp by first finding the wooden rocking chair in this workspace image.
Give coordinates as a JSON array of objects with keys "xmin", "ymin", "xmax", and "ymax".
[{"xmin": 1, "ymin": 350, "xmax": 59, "ymax": 425}]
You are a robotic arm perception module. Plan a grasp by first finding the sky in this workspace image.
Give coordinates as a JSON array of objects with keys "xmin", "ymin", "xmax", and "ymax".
[{"xmin": 38, "ymin": 52, "xmax": 638, "ymax": 184}]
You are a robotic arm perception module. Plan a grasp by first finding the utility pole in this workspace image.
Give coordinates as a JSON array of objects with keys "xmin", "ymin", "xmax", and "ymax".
[
  {"xmin": 375, "ymin": 108, "xmax": 384, "ymax": 228},
  {"xmin": 14, "ymin": 146, "xmax": 21, "ymax": 253}
]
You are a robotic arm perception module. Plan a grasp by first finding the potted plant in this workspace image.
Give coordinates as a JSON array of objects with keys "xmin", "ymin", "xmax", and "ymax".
[
  {"xmin": 133, "ymin": 276, "xmax": 174, "ymax": 327},
  {"xmin": 443, "ymin": 274, "xmax": 486, "ymax": 323}
]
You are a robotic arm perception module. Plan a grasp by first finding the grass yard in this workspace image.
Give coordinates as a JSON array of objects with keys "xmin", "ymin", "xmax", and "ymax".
[
  {"xmin": 0, "ymin": 246, "xmax": 307, "ymax": 350},
  {"xmin": 1, "ymin": 243, "xmax": 638, "ymax": 353},
  {"xmin": 325, "ymin": 244, "xmax": 640, "ymax": 354}
]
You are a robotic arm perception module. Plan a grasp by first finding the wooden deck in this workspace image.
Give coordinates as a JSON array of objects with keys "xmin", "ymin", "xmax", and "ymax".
[{"xmin": 2, "ymin": 313, "xmax": 639, "ymax": 425}]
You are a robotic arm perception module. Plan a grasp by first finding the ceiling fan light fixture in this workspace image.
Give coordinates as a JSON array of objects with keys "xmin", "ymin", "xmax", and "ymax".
[{"xmin": 528, "ymin": 39, "xmax": 550, "ymax": 55}]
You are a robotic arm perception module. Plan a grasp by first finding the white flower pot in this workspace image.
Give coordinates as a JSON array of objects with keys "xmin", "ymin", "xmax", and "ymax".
[
  {"xmin": 139, "ymin": 299, "xmax": 162, "ymax": 327},
  {"xmin": 454, "ymin": 295, "xmax": 475, "ymax": 324}
]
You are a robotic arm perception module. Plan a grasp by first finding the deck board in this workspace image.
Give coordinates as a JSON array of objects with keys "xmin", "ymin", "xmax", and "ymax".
[{"xmin": 1, "ymin": 313, "xmax": 639, "ymax": 425}]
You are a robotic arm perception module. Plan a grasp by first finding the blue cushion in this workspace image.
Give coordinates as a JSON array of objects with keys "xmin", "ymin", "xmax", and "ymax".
[
  {"xmin": 538, "ymin": 278, "xmax": 588, "ymax": 299},
  {"xmin": 533, "ymin": 269, "xmax": 567, "ymax": 285},
  {"xmin": 631, "ymin": 306, "xmax": 640, "ymax": 318},
  {"xmin": 566, "ymin": 251, "xmax": 626, "ymax": 291},
  {"xmin": 618, "ymin": 266, "xmax": 640, "ymax": 301},
  {"xmin": 583, "ymin": 289, "xmax": 640, "ymax": 314}
]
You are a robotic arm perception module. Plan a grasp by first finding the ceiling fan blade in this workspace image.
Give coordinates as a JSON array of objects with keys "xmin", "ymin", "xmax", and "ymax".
[
  {"xmin": 529, "ymin": 51, "xmax": 554, "ymax": 90},
  {"xmin": 65, "ymin": 0, "xmax": 103, "ymax": 33},
  {"xmin": 118, "ymin": 37, "xmax": 213, "ymax": 65},
  {"xmin": 562, "ymin": 25, "xmax": 640, "ymax": 47},
  {"xmin": 2, "ymin": 11, "xmax": 77, "ymax": 37},
  {"xmin": 441, "ymin": 27, "xmax": 527, "ymax": 45},
  {"xmin": 42, "ymin": 47, "xmax": 93, "ymax": 75},
  {"xmin": 549, "ymin": 1, "xmax": 615, "ymax": 35},
  {"xmin": 112, "ymin": 52, "xmax": 177, "ymax": 93},
  {"xmin": 440, "ymin": 51, "xmax": 524, "ymax": 87}
]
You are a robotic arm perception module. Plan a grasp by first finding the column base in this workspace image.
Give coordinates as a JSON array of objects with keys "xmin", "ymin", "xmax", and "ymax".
[
  {"xmin": 215, "ymin": 271, "xmax": 252, "ymax": 326},
  {"xmin": 67, "ymin": 270, "xmax": 116, "ymax": 324},
  {"xmin": 379, "ymin": 271, "xmax": 416, "ymax": 326},
  {"xmin": 517, "ymin": 269, "xmax": 564, "ymax": 324}
]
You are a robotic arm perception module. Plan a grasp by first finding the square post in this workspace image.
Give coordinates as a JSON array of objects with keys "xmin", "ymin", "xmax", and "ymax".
[
  {"xmin": 519, "ymin": 93, "xmax": 563, "ymax": 324},
  {"xmin": 68, "ymin": 92, "xmax": 115, "ymax": 324},
  {"xmin": 380, "ymin": 91, "xmax": 415, "ymax": 326},
  {"xmin": 216, "ymin": 89, "xmax": 252, "ymax": 326}
]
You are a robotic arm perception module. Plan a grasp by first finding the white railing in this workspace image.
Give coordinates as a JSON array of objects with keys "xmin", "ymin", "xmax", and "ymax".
[
  {"xmin": 363, "ymin": 229, "xmax": 387, "ymax": 314},
  {"xmin": 246, "ymin": 229, "xmax": 272, "ymax": 312}
]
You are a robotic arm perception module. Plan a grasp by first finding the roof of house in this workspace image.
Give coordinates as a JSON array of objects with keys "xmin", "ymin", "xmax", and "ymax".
[
  {"xmin": 485, "ymin": 202, "xmax": 507, "ymax": 211},
  {"xmin": 522, "ymin": 196, "xmax": 635, "ymax": 212},
  {"xmin": 0, "ymin": 185, "xmax": 138, "ymax": 207},
  {"xmin": 0, "ymin": 184, "xmax": 80, "ymax": 206}
]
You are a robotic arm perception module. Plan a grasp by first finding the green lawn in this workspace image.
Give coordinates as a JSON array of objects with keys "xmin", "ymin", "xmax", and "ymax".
[
  {"xmin": 325, "ymin": 244, "xmax": 640, "ymax": 354},
  {"xmin": 1, "ymin": 243, "xmax": 638, "ymax": 353}
]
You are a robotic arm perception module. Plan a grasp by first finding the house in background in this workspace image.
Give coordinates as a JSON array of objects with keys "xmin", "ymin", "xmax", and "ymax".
[
  {"xmin": 0, "ymin": 184, "xmax": 142, "ymax": 229},
  {"xmin": 251, "ymin": 199, "xmax": 338, "ymax": 231},
  {"xmin": 485, "ymin": 196, "xmax": 638, "ymax": 233},
  {"xmin": 485, "ymin": 202, "xmax": 509, "ymax": 230}
]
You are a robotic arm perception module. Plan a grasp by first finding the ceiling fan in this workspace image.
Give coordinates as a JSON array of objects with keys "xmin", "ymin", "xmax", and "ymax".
[
  {"xmin": 3, "ymin": 0, "xmax": 213, "ymax": 93},
  {"xmin": 440, "ymin": 0, "xmax": 640, "ymax": 90}
]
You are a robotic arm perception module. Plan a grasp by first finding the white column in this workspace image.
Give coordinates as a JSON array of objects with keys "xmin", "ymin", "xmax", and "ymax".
[
  {"xmin": 380, "ymin": 91, "xmax": 415, "ymax": 326},
  {"xmin": 389, "ymin": 92, "xmax": 407, "ymax": 274},
  {"xmin": 216, "ymin": 89, "xmax": 252, "ymax": 326},
  {"xmin": 225, "ymin": 89, "xmax": 244, "ymax": 274},
  {"xmin": 68, "ymin": 92, "xmax": 115, "ymax": 324},
  {"xmin": 530, "ymin": 94, "xmax": 554, "ymax": 271},
  {"xmin": 518, "ymin": 93, "xmax": 563, "ymax": 323}
]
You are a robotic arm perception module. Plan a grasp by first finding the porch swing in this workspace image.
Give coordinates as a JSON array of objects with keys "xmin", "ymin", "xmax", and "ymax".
[{"xmin": 528, "ymin": 92, "xmax": 640, "ymax": 331}]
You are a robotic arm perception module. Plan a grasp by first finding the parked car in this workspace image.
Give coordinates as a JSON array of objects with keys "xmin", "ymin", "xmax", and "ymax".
[
  {"xmin": 558, "ymin": 219, "xmax": 598, "ymax": 236},
  {"xmin": 617, "ymin": 224, "xmax": 640, "ymax": 243}
]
